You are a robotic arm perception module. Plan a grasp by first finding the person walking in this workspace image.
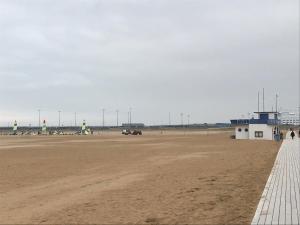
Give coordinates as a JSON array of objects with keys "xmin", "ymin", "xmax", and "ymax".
[{"xmin": 291, "ymin": 130, "xmax": 295, "ymax": 140}]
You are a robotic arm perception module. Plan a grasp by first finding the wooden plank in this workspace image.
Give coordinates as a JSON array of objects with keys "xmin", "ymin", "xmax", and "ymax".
[
  {"xmin": 265, "ymin": 152, "xmax": 284, "ymax": 224},
  {"xmin": 290, "ymin": 150, "xmax": 299, "ymax": 225},
  {"xmin": 258, "ymin": 161, "xmax": 279, "ymax": 224},
  {"xmin": 251, "ymin": 136, "xmax": 300, "ymax": 225},
  {"xmin": 251, "ymin": 148, "xmax": 282, "ymax": 225},
  {"xmin": 286, "ymin": 142, "xmax": 292, "ymax": 225},
  {"xmin": 291, "ymin": 140, "xmax": 300, "ymax": 224},
  {"xmin": 272, "ymin": 147, "xmax": 285, "ymax": 224},
  {"xmin": 278, "ymin": 144, "xmax": 287, "ymax": 225}
]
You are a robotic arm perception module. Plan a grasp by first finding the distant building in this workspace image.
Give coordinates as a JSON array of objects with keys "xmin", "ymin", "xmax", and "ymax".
[
  {"xmin": 122, "ymin": 123, "xmax": 145, "ymax": 128},
  {"xmin": 280, "ymin": 112, "xmax": 300, "ymax": 125},
  {"xmin": 231, "ymin": 111, "xmax": 280, "ymax": 141}
]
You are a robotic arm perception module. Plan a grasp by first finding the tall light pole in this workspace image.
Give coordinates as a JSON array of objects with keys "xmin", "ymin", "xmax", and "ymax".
[
  {"xmin": 169, "ymin": 112, "xmax": 171, "ymax": 126},
  {"xmin": 38, "ymin": 109, "xmax": 41, "ymax": 128},
  {"xmin": 58, "ymin": 110, "xmax": 61, "ymax": 127},
  {"xmin": 187, "ymin": 114, "xmax": 190, "ymax": 127},
  {"xmin": 116, "ymin": 110, "xmax": 119, "ymax": 127},
  {"xmin": 180, "ymin": 113, "xmax": 184, "ymax": 127},
  {"xmin": 129, "ymin": 107, "xmax": 132, "ymax": 126},
  {"xmin": 102, "ymin": 108, "xmax": 105, "ymax": 128},
  {"xmin": 75, "ymin": 112, "xmax": 77, "ymax": 127}
]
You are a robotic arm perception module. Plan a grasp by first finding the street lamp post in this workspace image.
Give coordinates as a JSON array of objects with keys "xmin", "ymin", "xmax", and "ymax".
[
  {"xmin": 38, "ymin": 109, "xmax": 41, "ymax": 128},
  {"xmin": 129, "ymin": 107, "xmax": 132, "ymax": 127},
  {"xmin": 180, "ymin": 113, "xmax": 184, "ymax": 127},
  {"xmin": 58, "ymin": 110, "xmax": 61, "ymax": 127},
  {"xmin": 116, "ymin": 110, "xmax": 119, "ymax": 127},
  {"xmin": 102, "ymin": 108, "xmax": 105, "ymax": 128}
]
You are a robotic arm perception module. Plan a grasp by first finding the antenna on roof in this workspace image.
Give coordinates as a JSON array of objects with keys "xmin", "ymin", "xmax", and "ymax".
[
  {"xmin": 258, "ymin": 91, "xmax": 260, "ymax": 112},
  {"xmin": 263, "ymin": 88, "xmax": 265, "ymax": 112},
  {"xmin": 275, "ymin": 94, "xmax": 279, "ymax": 112}
]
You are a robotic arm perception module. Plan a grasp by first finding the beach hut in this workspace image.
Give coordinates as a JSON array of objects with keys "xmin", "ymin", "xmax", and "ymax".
[
  {"xmin": 230, "ymin": 119, "xmax": 250, "ymax": 140},
  {"xmin": 231, "ymin": 112, "xmax": 280, "ymax": 141},
  {"xmin": 249, "ymin": 112, "xmax": 280, "ymax": 140}
]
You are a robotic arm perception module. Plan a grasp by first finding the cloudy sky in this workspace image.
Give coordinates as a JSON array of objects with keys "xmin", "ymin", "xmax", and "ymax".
[{"xmin": 0, "ymin": 0, "xmax": 299, "ymax": 126}]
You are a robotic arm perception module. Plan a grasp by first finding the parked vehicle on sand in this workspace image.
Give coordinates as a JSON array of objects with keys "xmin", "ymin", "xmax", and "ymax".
[
  {"xmin": 122, "ymin": 129, "xmax": 131, "ymax": 135},
  {"xmin": 132, "ymin": 130, "xmax": 142, "ymax": 135}
]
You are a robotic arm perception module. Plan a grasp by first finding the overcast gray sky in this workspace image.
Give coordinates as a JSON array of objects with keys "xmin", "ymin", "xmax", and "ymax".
[{"xmin": 0, "ymin": 0, "xmax": 299, "ymax": 126}]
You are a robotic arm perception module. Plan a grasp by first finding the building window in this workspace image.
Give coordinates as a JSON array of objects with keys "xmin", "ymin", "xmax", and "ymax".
[
  {"xmin": 238, "ymin": 128, "xmax": 242, "ymax": 132},
  {"xmin": 255, "ymin": 131, "xmax": 263, "ymax": 138},
  {"xmin": 245, "ymin": 128, "xmax": 249, "ymax": 132}
]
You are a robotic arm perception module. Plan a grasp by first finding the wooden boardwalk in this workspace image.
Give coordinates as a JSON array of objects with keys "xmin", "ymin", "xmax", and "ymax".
[{"xmin": 252, "ymin": 133, "xmax": 300, "ymax": 225}]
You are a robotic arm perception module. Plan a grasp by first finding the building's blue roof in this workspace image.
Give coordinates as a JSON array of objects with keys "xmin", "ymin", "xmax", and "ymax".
[
  {"xmin": 231, "ymin": 111, "xmax": 280, "ymax": 126},
  {"xmin": 230, "ymin": 119, "xmax": 250, "ymax": 125},
  {"xmin": 231, "ymin": 119, "xmax": 280, "ymax": 125},
  {"xmin": 249, "ymin": 119, "xmax": 280, "ymax": 125},
  {"xmin": 253, "ymin": 111, "xmax": 279, "ymax": 114}
]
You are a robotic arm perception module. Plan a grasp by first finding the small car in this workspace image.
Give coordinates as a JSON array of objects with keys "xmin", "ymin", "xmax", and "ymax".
[
  {"xmin": 132, "ymin": 130, "xmax": 142, "ymax": 135},
  {"xmin": 122, "ymin": 129, "xmax": 132, "ymax": 135}
]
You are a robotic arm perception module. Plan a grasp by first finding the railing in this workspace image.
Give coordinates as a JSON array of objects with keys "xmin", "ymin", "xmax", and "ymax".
[
  {"xmin": 249, "ymin": 119, "xmax": 280, "ymax": 125},
  {"xmin": 230, "ymin": 120, "xmax": 250, "ymax": 125},
  {"xmin": 231, "ymin": 119, "xmax": 281, "ymax": 125}
]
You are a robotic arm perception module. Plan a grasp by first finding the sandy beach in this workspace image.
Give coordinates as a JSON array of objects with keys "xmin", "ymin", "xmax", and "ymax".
[{"xmin": 0, "ymin": 131, "xmax": 280, "ymax": 224}]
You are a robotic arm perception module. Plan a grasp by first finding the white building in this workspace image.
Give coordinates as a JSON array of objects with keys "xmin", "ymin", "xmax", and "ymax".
[
  {"xmin": 231, "ymin": 112, "xmax": 280, "ymax": 141},
  {"xmin": 280, "ymin": 111, "xmax": 300, "ymax": 125},
  {"xmin": 232, "ymin": 121, "xmax": 249, "ymax": 140}
]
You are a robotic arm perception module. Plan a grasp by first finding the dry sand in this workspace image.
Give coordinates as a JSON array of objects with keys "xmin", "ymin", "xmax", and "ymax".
[{"xmin": 0, "ymin": 131, "xmax": 280, "ymax": 224}]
